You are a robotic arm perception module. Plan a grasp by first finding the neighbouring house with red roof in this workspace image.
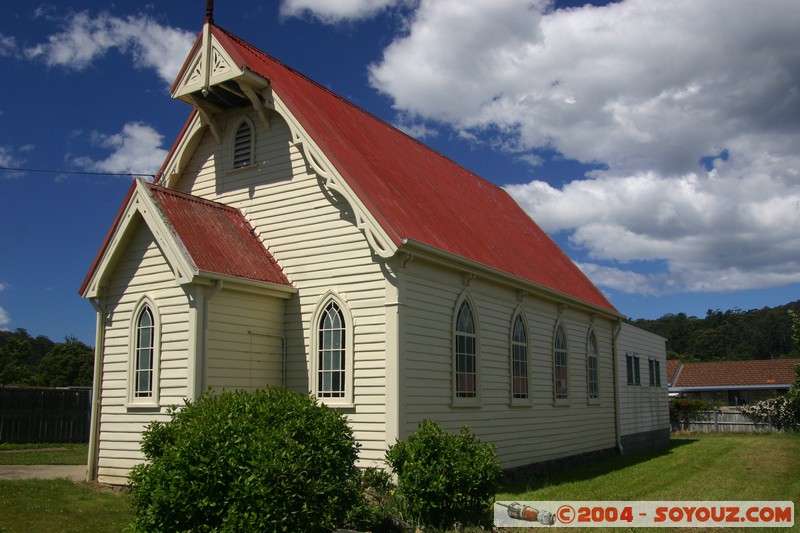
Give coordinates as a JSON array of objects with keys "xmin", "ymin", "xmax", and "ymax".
[
  {"xmin": 669, "ymin": 359, "xmax": 800, "ymax": 407},
  {"xmin": 80, "ymin": 16, "xmax": 668, "ymax": 485}
]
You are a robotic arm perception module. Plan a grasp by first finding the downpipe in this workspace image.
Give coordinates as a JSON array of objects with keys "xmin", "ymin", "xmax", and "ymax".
[
  {"xmin": 86, "ymin": 298, "xmax": 105, "ymax": 482},
  {"xmin": 612, "ymin": 319, "xmax": 624, "ymax": 456}
]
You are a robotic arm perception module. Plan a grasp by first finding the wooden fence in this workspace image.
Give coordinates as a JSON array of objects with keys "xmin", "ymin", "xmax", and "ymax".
[
  {"xmin": 0, "ymin": 387, "xmax": 91, "ymax": 443},
  {"xmin": 672, "ymin": 410, "xmax": 778, "ymax": 433}
]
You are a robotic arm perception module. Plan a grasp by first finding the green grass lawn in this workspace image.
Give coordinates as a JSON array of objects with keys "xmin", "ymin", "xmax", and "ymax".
[
  {"xmin": 499, "ymin": 433, "xmax": 799, "ymax": 532},
  {"xmin": 0, "ymin": 479, "xmax": 133, "ymax": 533},
  {"xmin": 500, "ymin": 433, "xmax": 800, "ymax": 503},
  {"xmin": 0, "ymin": 443, "xmax": 88, "ymax": 466},
  {"xmin": 0, "ymin": 434, "xmax": 796, "ymax": 532}
]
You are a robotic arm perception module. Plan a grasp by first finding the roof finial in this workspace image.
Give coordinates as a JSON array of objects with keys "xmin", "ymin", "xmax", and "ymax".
[{"xmin": 205, "ymin": 0, "xmax": 214, "ymax": 23}]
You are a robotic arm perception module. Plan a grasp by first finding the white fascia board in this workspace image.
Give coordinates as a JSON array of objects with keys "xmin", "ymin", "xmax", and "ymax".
[
  {"xmin": 82, "ymin": 180, "xmax": 197, "ymax": 298},
  {"xmin": 172, "ymin": 24, "xmax": 245, "ymax": 101},
  {"xmin": 161, "ymin": 113, "xmax": 205, "ymax": 188},
  {"xmin": 136, "ymin": 180, "xmax": 198, "ymax": 284},
  {"xmin": 399, "ymin": 238, "xmax": 622, "ymax": 321},
  {"xmin": 193, "ymin": 270, "xmax": 297, "ymax": 299},
  {"xmin": 270, "ymin": 91, "xmax": 398, "ymax": 260}
]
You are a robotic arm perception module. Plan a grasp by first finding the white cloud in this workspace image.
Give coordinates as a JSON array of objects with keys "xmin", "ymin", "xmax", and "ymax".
[
  {"xmin": 0, "ymin": 147, "xmax": 18, "ymax": 166},
  {"xmin": 0, "ymin": 146, "xmax": 24, "ymax": 177},
  {"xmin": 24, "ymin": 11, "xmax": 195, "ymax": 85},
  {"xmin": 363, "ymin": 0, "xmax": 800, "ymax": 296},
  {"xmin": 73, "ymin": 122, "xmax": 168, "ymax": 177},
  {"xmin": 576, "ymin": 263, "xmax": 665, "ymax": 296},
  {"xmin": 506, "ymin": 152, "xmax": 800, "ymax": 294},
  {"xmin": 280, "ymin": 0, "xmax": 404, "ymax": 23},
  {"xmin": 0, "ymin": 33, "xmax": 16, "ymax": 57},
  {"xmin": 393, "ymin": 114, "xmax": 439, "ymax": 140}
]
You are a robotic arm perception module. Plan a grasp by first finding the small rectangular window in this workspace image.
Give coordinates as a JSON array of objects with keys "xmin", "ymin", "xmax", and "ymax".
[
  {"xmin": 626, "ymin": 353, "xmax": 641, "ymax": 386},
  {"xmin": 649, "ymin": 358, "xmax": 661, "ymax": 386}
]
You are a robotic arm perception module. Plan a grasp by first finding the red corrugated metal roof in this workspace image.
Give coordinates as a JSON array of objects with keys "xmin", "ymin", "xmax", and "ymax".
[
  {"xmin": 672, "ymin": 359, "xmax": 800, "ymax": 389},
  {"xmin": 146, "ymin": 183, "xmax": 290, "ymax": 286},
  {"xmin": 194, "ymin": 24, "xmax": 617, "ymax": 313}
]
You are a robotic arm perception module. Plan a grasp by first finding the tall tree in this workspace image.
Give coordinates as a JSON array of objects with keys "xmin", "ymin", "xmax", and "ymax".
[
  {"xmin": 0, "ymin": 337, "xmax": 35, "ymax": 386},
  {"xmin": 37, "ymin": 337, "xmax": 94, "ymax": 387}
]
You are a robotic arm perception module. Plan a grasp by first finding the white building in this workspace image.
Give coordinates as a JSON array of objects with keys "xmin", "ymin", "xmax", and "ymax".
[{"xmin": 81, "ymin": 17, "xmax": 668, "ymax": 485}]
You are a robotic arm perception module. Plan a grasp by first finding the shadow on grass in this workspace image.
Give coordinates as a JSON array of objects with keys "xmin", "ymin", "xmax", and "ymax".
[{"xmin": 501, "ymin": 437, "xmax": 697, "ymax": 495}]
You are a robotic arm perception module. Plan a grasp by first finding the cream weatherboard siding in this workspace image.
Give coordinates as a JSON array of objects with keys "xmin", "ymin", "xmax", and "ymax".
[
  {"xmin": 95, "ymin": 218, "xmax": 191, "ymax": 485},
  {"xmin": 172, "ymin": 109, "xmax": 391, "ymax": 465},
  {"xmin": 205, "ymin": 288, "xmax": 286, "ymax": 392},
  {"xmin": 617, "ymin": 322, "xmax": 669, "ymax": 451},
  {"xmin": 83, "ymin": 23, "xmax": 672, "ymax": 485},
  {"xmin": 397, "ymin": 257, "xmax": 617, "ymax": 469}
]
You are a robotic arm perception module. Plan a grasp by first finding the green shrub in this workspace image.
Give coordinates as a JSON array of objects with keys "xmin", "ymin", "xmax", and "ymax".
[
  {"xmin": 669, "ymin": 397, "xmax": 713, "ymax": 430},
  {"xmin": 740, "ymin": 363, "xmax": 800, "ymax": 430},
  {"xmin": 386, "ymin": 419, "xmax": 501, "ymax": 530},
  {"xmin": 128, "ymin": 387, "xmax": 363, "ymax": 533},
  {"xmin": 349, "ymin": 466, "xmax": 400, "ymax": 530}
]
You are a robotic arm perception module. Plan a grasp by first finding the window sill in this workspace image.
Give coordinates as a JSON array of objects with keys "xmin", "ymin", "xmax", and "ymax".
[
  {"xmin": 587, "ymin": 397, "xmax": 601, "ymax": 406},
  {"xmin": 224, "ymin": 163, "xmax": 259, "ymax": 177},
  {"xmin": 317, "ymin": 399, "xmax": 355, "ymax": 409},
  {"xmin": 553, "ymin": 398, "xmax": 570, "ymax": 407},
  {"xmin": 509, "ymin": 398, "xmax": 532, "ymax": 407},
  {"xmin": 125, "ymin": 401, "xmax": 161, "ymax": 411},
  {"xmin": 451, "ymin": 396, "xmax": 481, "ymax": 408}
]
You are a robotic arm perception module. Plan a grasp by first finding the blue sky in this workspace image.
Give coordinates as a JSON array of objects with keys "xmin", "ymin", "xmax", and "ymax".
[{"xmin": 1, "ymin": 0, "xmax": 799, "ymax": 345}]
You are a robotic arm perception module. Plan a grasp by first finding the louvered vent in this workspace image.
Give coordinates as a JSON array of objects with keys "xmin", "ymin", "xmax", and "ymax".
[{"xmin": 233, "ymin": 122, "xmax": 252, "ymax": 168}]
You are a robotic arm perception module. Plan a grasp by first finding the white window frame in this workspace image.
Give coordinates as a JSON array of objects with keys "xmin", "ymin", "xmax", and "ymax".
[
  {"xmin": 127, "ymin": 296, "xmax": 160, "ymax": 408},
  {"xmin": 311, "ymin": 292, "xmax": 354, "ymax": 407},
  {"xmin": 510, "ymin": 309, "xmax": 531, "ymax": 405},
  {"xmin": 453, "ymin": 293, "xmax": 480, "ymax": 405},
  {"xmin": 587, "ymin": 329, "xmax": 600, "ymax": 403},
  {"xmin": 626, "ymin": 352, "xmax": 641, "ymax": 386},
  {"xmin": 553, "ymin": 321, "xmax": 569, "ymax": 404}
]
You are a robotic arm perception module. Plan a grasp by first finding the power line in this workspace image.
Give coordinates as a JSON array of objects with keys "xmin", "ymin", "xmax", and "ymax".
[{"xmin": 0, "ymin": 166, "xmax": 155, "ymax": 178}]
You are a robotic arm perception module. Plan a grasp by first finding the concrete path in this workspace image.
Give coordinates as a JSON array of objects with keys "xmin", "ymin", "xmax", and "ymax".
[{"xmin": 0, "ymin": 465, "xmax": 86, "ymax": 482}]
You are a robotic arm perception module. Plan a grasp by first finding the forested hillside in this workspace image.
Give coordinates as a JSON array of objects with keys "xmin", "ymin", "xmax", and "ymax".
[
  {"xmin": 631, "ymin": 300, "xmax": 800, "ymax": 361},
  {"xmin": 0, "ymin": 328, "xmax": 93, "ymax": 387}
]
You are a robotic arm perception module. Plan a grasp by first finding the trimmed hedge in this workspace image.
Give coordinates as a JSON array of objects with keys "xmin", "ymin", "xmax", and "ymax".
[
  {"xmin": 129, "ymin": 387, "xmax": 363, "ymax": 532},
  {"xmin": 386, "ymin": 419, "xmax": 501, "ymax": 530}
]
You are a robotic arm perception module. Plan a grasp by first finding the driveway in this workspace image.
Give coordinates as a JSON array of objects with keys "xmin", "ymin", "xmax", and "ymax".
[{"xmin": 0, "ymin": 465, "xmax": 86, "ymax": 482}]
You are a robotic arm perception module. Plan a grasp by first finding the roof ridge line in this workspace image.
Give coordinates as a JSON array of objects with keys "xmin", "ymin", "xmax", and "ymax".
[
  {"xmin": 147, "ymin": 182, "xmax": 239, "ymax": 213},
  {"xmin": 212, "ymin": 23, "xmax": 510, "ymax": 195}
]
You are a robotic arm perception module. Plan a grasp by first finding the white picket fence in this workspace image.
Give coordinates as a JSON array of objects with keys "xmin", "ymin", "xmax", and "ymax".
[{"xmin": 673, "ymin": 410, "xmax": 778, "ymax": 433}]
